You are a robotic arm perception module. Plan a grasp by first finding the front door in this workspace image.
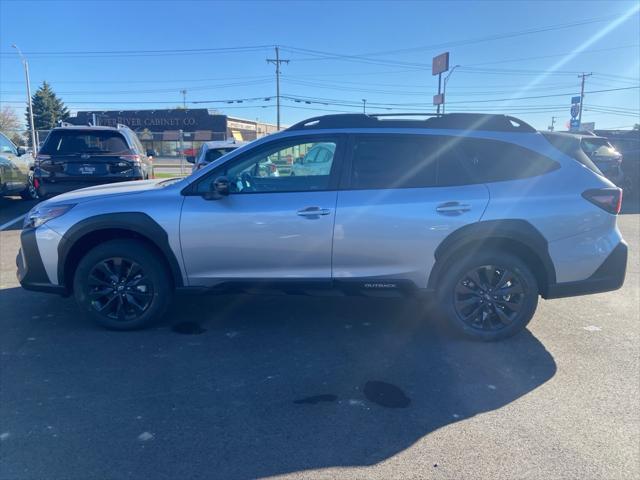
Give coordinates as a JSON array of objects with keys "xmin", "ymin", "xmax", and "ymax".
[{"xmin": 180, "ymin": 135, "xmax": 344, "ymax": 286}]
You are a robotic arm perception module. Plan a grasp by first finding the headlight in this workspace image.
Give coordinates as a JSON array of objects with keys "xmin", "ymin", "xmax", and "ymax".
[{"xmin": 23, "ymin": 204, "xmax": 75, "ymax": 229}]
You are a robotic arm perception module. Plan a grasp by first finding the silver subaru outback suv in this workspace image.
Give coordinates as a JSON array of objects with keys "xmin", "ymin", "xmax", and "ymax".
[{"xmin": 17, "ymin": 113, "xmax": 627, "ymax": 341}]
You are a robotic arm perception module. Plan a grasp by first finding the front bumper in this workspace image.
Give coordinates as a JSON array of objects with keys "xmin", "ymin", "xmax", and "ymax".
[
  {"xmin": 17, "ymin": 228, "xmax": 68, "ymax": 296},
  {"xmin": 545, "ymin": 241, "xmax": 628, "ymax": 299}
]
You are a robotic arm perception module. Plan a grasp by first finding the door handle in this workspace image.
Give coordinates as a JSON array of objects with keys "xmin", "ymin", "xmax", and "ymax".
[
  {"xmin": 436, "ymin": 202, "xmax": 472, "ymax": 215},
  {"xmin": 297, "ymin": 206, "xmax": 331, "ymax": 217}
]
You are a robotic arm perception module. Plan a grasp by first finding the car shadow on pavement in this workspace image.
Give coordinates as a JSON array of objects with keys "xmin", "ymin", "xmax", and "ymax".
[{"xmin": 0, "ymin": 289, "xmax": 556, "ymax": 480}]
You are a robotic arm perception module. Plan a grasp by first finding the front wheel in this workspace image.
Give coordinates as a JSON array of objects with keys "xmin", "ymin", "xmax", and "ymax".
[
  {"xmin": 73, "ymin": 239, "xmax": 172, "ymax": 330},
  {"xmin": 436, "ymin": 252, "xmax": 539, "ymax": 341}
]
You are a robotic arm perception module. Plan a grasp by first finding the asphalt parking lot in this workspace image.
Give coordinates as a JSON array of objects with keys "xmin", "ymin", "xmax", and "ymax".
[{"xmin": 0, "ymin": 196, "xmax": 638, "ymax": 480}]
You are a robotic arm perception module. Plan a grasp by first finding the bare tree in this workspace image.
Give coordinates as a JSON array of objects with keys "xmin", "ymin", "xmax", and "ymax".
[{"xmin": 0, "ymin": 106, "xmax": 21, "ymax": 136}]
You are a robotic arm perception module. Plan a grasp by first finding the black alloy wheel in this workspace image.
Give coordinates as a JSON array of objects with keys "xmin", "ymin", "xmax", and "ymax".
[
  {"xmin": 74, "ymin": 239, "xmax": 172, "ymax": 330},
  {"xmin": 453, "ymin": 265, "xmax": 525, "ymax": 332},
  {"xmin": 87, "ymin": 257, "xmax": 153, "ymax": 321}
]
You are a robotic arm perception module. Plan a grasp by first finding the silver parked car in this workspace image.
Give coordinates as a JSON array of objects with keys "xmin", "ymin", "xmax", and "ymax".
[
  {"xmin": 0, "ymin": 131, "xmax": 37, "ymax": 200},
  {"xmin": 17, "ymin": 113, "xmax": 627, "ymax": 341}
]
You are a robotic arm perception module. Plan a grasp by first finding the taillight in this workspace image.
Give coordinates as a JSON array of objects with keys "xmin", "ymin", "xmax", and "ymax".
[
  {"xmin": 119, "ymin": 154, "xmax": 141, "ymax": 164},
  {"xmin": 582, "ymin": 187, "xmax": 622, "ymax": 215}
]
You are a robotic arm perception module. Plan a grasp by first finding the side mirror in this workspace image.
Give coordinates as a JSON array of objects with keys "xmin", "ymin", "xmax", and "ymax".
[
  {"xmin": 17, "ymin": 146, "xmax": 28, "ymax": 156},
  {"xmin": 147, "ymin": 149, "xmax": 157, "ymax": 157},
  {"xmin": 203, "ymin": 176, "xmax": 230, "ymax": 200},
  {"xmin": 186, "ymin": 156, "xmax": 195, "ymax": 164}
]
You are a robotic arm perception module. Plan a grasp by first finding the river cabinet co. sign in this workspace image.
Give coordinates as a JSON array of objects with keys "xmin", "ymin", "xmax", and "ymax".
[{"xmin": 71, "ymin": 109, "xmax": 228, "ymax": 133}]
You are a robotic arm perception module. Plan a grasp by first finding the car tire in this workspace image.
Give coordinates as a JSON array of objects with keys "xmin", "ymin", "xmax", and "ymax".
[
  {"xmin": 435, "ymin": 251, "xmax": 538, "ymax": 341},
  {"xmin": 73, "ymin": 239, "xmax": 172, "ymax": 330},
  {"xmin": 20, "ymin": 172, "xmax": 39, "ymax": 200}
]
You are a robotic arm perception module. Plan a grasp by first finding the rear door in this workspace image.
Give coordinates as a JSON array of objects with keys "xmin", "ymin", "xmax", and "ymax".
[
  {"xmin": 39, "ymin": 129, "xmax": 134, "ymax": 180},
  {"xmin": 332, "ymin": 133, "xmax": 489, "ymax": 290}
]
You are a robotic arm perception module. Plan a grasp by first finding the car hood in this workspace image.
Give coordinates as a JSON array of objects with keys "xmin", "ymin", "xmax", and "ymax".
[{"xmin": 45, "ymin": 178, "xmax": 170, "ymax": 203}]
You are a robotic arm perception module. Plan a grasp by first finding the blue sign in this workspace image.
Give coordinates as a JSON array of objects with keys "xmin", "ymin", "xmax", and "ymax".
[
  {"xmin": 571, "ymin": 96, "xmax": 582, "ymax": 104},
  {"xmin": 570, "ymin": 118, "xmax": 581, "ymax": 132},
  {"xmin": 570, "ymin": 104, "xmax": 580, "ymax": 118}
]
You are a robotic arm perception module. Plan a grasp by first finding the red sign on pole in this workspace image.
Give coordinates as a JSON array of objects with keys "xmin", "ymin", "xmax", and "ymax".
[{"xmin": 432, "ymin": 52, "xmax": 450, "ymax": 76}]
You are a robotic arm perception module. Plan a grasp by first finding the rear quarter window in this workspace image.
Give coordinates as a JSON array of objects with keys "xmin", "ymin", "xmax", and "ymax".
[{"xmin": 437, "ymin": 137, "xmax": 561, "ymax": 186}]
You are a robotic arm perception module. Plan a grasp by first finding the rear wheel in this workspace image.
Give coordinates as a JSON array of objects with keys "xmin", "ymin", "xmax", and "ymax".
[
  {"xmin": 73, "ymin": 239, "xmax": 172, "ymax": 330},
  {"xmin": 436, "ymin": 252, "xmax": 538, "ymax": 341},
  {"xmin": 20, "ymin": 172, "xmax": 39, "ymax": 200}
]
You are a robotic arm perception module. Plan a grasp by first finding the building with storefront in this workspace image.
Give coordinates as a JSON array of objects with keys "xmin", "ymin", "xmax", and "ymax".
[{"xmin": 68, "ymin": 109, "xmax": 278, "ymax": 157}]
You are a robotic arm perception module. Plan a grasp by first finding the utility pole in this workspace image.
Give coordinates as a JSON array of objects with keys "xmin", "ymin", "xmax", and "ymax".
[
  {"xmin": 266, "ymin": 46, "xmax": 289, "ymax": 130},
  {"xmin": 180, "ymin": 89, "xmax": 187, "ymax": 109},
  {"xmin": 549, "ymin": 116, "xmax": 556, "ymax": 131},
  {"xmin": 362, "ymin": 99, "xmax": 367, "ymax": 114},
  {"xmin": 578, "ymin": 73, "xmax": 592, "ymax": 127},
  {"xmin": 12, "ymin": 44, "xmax": 38, "ymax": 154}
]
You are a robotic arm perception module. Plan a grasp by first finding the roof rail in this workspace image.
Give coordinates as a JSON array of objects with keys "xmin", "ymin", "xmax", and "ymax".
[
  {"xmin": 116, "ymin": 123, "xmax": 129, "ymax": 129},
  {"xmin": 286, "ymin": 113, "xmax": 536, "ymax": 133}
]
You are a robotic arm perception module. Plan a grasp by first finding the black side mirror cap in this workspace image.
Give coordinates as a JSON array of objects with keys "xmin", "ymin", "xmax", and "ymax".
[{"xmin": 186, "ymin": 156, "xmax": 196, "ymax": 164}]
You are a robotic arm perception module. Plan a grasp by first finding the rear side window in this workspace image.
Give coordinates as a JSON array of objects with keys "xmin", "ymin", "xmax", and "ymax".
[
  {"xmin": 40, "ymin": 130, "xmax": 131, "ymax": 155},
  {"xmin": 205, "ymin": 148, "xmax": 235, "ymax": 163},
  {"xmin": 350, "ymin": 135, "xmax": 438, "ymax": 189},
  {"xmin": 437, "ymin": 137, "xmax": 560, "ymax": 186}
]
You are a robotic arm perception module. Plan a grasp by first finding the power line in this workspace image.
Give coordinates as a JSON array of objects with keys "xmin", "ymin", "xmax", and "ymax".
[
  {"xmin": 281, "ymin": 15, "xmax": 619, "ymax": 63},
  {"xmin": 0, "ymin": 45, "xmax": 272, "ymax": 58}
]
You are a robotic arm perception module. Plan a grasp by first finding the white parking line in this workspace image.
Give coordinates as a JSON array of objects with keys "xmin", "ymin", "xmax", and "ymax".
[{"xmin": 0, "ymin": 214, "xmax": 25, "ymax": 231}]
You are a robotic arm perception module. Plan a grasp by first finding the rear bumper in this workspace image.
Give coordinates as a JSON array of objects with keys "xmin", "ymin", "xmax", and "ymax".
[
  {"xmin": 545, "ymin": 241, "xmax": 627, "ymax": 299},
  {"xmin": 16, "ymin": 228, "xmax": 68, "ymax": 296}
]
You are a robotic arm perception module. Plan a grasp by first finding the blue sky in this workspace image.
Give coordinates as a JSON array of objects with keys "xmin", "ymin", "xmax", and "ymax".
[{"xmin": 0, "ymin": 0, "xmax": 638, "ymax": 129}]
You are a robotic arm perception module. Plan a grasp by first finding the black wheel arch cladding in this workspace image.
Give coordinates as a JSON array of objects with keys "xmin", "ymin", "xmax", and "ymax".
[
  {"xmin": 428, "ymin": 219, "xmax": 556, "ymax": 294},
  {"xmin": 57, "ymin": 212, "xmax": 184, "ymax": 290}
]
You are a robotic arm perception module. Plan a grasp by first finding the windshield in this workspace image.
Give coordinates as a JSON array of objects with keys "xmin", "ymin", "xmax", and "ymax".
[{"xmin": 40, "ymin": 130, "xmax": 131, "ymax": 155}]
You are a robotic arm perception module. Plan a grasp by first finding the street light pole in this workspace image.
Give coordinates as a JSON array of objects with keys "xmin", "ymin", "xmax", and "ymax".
[
  {"xmin": 442, "ymin": 64, "xmax": 461, "ymax": 115},
  {"xmin": 12, "ymin": 44, "xmax": 38, "ymax": 154}
]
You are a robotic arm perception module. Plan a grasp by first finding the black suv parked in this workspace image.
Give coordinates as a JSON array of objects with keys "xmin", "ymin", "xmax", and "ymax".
[{"xmin": 35, "ymin": 124, "xmax": 154, "ymax": 197}]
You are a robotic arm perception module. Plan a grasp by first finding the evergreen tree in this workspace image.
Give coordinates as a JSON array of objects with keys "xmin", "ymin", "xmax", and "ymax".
[{"xmin": 26, "ymin": 82, "xmax": 69, "ymax": 143}]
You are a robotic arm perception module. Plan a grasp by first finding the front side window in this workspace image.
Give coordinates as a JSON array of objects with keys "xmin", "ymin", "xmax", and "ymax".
[
  {"xmin": 350, "ymin": 135, "xmax": 438, "ymax": 189},
  {"xmin": 194, "ymin": 138, "xmax": 338, "ymax": 194},
  {"xmin": 0, "ymin": 133, "xmax": 16, "ymax": 154}
]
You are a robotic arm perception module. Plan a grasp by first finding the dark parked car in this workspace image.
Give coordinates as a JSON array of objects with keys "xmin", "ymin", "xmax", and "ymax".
[
  {"xmin": 0, "ymin": 131, "xmax": 37, "ymax": 200},
  {"xmin": 595, "ymin": 129, "xmax": 639, "ymax": 197},
  {"xmin": 542, "ymin": 132, "xmax": 627, "ymax": 191},
  {"xmin": 35, "ymin": 124, "xmax": 154, "ymax": 197}
]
